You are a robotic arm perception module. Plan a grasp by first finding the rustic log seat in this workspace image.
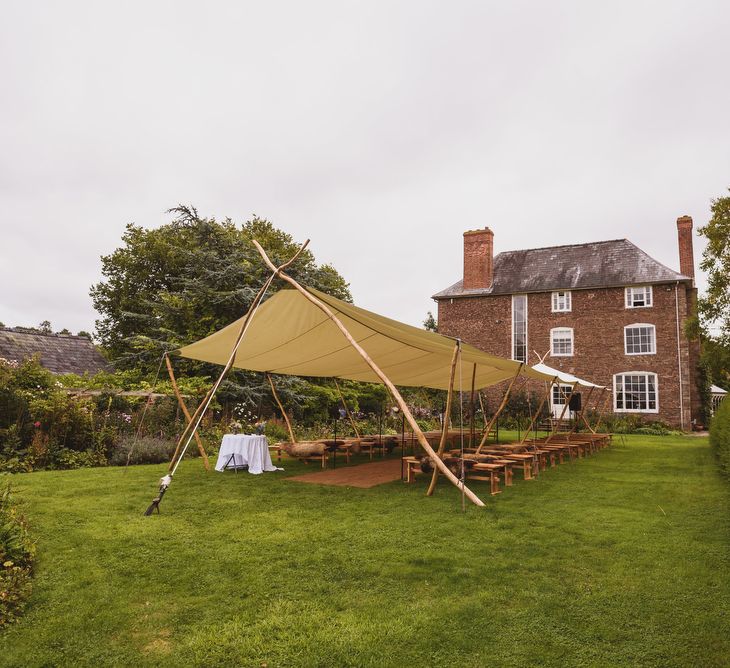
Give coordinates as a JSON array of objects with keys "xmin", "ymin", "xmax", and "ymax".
[{"xmin": 279, "ymin": 441, "xmax": 329, "ymax": 468}]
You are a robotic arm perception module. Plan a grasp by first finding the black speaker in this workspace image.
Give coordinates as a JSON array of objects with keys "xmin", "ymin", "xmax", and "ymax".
[{"xmin": 569, "ymin": 393, "xmax": 582, "ymax": 411}]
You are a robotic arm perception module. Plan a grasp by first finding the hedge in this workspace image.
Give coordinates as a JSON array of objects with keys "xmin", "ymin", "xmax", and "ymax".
[
  {"xmin": 710, "ymin": 397, "xmax": 730, "ymax": 477},
  {"xmin": 0, "ymin": 476, "xmax": 35, "ymax": 626}
]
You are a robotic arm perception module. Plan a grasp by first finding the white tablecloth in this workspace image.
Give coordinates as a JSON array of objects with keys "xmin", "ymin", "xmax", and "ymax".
[{"xmin": 215, "ymin": 434, "xmax": 282, "ymax": 474}]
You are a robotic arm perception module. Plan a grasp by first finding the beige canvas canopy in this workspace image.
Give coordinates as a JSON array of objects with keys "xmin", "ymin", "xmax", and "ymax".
[
  {"xmin": 177, "ymin": 286, "xmax": 554, "ymax": 390},
  {"xmin": 531, "ymin": 363, "xmax": 609, "ymax": 389}
]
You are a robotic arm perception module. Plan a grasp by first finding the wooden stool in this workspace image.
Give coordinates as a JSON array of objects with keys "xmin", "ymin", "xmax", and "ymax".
[{"xmin": 402, "ymin": 456, "xmax": 421, "ymax": 483}]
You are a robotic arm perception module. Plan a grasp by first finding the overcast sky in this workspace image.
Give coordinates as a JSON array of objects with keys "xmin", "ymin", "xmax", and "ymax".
[{"xmin": 1, "ymin": 1, "xmax": 729, "ymax": 337}]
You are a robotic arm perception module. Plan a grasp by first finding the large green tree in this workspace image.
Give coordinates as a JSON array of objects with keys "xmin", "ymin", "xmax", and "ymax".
[
  {"xmin": 698, "ymin": 189, "xmax": 730, "ymax": 340},
  {"xmin": 90, "ymin": 206, "xmax": 351, "ymax": 372}
]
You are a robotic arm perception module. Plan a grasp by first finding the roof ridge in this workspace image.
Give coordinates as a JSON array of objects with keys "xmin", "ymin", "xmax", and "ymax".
[
  {"xmin": 0, "ymin": 327, "xmax": 90, "ymax": 340},
  {"xmin": 495, "ymin": 238, "xmax": 628, "ymax": 256}
]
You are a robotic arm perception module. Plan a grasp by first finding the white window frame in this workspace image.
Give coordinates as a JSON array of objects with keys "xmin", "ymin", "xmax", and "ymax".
[
  {"xmin": 624, "ymin": 323, "xmax": 656, "ymax": 355},
  {"xmin": 613, "ymin": 372, "xmax": 659, "ymax": 413},
  {"xmin": 550, "ymin": 327, "xmax": 574, "ymax": 357},
  {"xmin": 511, "ymin": 294, "xmax": 528, "ymax": 363},
  {"xmin": 551, "ymin": 290, "xmax": 572, "ymax": 312},
  {"xmin": 625, "ymin": 286, "xmax": 653, "ymax": 308}
]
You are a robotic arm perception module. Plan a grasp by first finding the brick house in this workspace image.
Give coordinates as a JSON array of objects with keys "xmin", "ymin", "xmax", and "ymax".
[{"xmin": 433, "ymin": 217, "xmax": 701, "ymax": 430}]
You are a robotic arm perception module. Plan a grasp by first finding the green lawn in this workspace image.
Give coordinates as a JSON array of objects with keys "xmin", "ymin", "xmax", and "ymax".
[{"xmin": 1, "ymin": 434, "xmax": 729, "ymax": 667}]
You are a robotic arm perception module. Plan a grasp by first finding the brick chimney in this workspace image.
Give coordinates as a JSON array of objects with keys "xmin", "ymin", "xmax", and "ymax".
[
  {"xmin": 463, "ymin": 227, "xmax": 494, "ymax": 290},
  {"xmin": 677, "ymin": 215, "xmax": 695, "ymax": 281}
]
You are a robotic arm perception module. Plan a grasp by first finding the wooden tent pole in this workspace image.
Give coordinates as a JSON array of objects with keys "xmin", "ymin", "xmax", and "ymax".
[
  {"xmin": 333, "ymin": 378, "xmax": 360, "ymax": 439},
  {"xmin": 469, "ymin": 363, "xmax": 477, "ymax": 448},
  {"xmin": 593, "ymin": 388, "xmax": 611, "ymax": 432},
  {"xmin": 266, "ymin": 373, "xmax": 296, "ymax": 444},
  {"xmin": 165, "ymin": 354, "xmax": 210, "ymax": 471},
  {"xmin": 426, "ymin": 342, "xmax": 460, "ymax": 496},
  {"xmin": 545, "ymin": 382, "xmax": 577, "ymax": 444},
  {"xmin": 519, "ymin": 376, "xmax": 558, "ymax": 445},
  {"xmin": 570, "ymin": 385, "xmax": 594, "ymax": 435},
  {"xmin": 474, "ymin": 364, "xmax": 523, "ymax": 455},
  {"xmin": 252, "ymin": 239, "xmax": 486, "ymax": 507},
  {"xmin": 145, "ymin": 240, "xmax": 310, "ymax": 515}
]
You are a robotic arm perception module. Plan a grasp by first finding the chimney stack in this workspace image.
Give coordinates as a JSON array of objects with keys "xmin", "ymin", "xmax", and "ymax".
[
  {"xmin": 463, "ymin": 227, "xmax": 494, "ymax": 290},
  {"xmin": 677, "ymin": 215, "xmax": 695, "ymax": 281}
]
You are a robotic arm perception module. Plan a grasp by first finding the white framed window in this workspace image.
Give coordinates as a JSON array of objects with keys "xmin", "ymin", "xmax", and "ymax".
[
  {"xmin": 624, "ymin": 324, "xmax": 656, "ymax": 355},
  {"xmin": 550, "ymin": 327, "xmax": 574, "ymax": 356},
  {"xmin": 614, "ymin": 372, "xmax": 658, "ymax": 413},
  {"xmin": 625, "ymin": 286, "xmax": 653, "ymax": 308},
  {"xmin": 551, "ymin": 290, "xmax": 572, "ymax": 312},
  {"xmin": 512, "ymin": 295, "xmax": 527, "ymax": 363},
  {"xmin": 552, "ymin": 384, "xmax": 572, "ymax": 405}
]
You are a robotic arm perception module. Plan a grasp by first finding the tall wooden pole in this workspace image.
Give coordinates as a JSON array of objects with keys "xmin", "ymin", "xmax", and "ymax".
[
  {"xmin": 266, "ymin": 373, "xmax": 296, "ymax": 444},
  {"xmin": 426, "ymin": 342, "xmax": 460, "ymax": 496},
  {"xmin": 474, "ymin": 365, "xmax": 523, "ymax": 455},
  {"xmin": 252, "ymin": 240, "xmax": 486, "ymax": 507},
  {"xmin": 165, "ymin": 354, "xmax": 210, "ymax": 471},
  {"xmin": 333, "ymin": 378, "xmax": 360, "ymax": 438},
  {"xmin": 469, "ymin": 363, "xmax": 477, "ymax": 448}
]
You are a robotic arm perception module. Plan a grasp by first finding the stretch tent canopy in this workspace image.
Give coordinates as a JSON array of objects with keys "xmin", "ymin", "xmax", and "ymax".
[
  {"xmin": 531, "ymin": 362, "xmax": 609, "ymax": 389},
  {"xmin": 178, "ymin": 286, "xmax": 555, "ymax": 390}
]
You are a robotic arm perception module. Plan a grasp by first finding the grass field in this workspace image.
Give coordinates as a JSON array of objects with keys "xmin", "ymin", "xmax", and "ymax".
[{"xmin": 1, "ymin": 433, "xmax": 729, "ymax": 667}]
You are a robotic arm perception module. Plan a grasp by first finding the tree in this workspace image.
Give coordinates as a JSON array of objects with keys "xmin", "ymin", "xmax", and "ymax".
[
  {"xmin": 90, "ymin": 206, "xmax": 351, "ymax": 375},
  {"xmin": 38, "ymin": 321, "xmax": 52, "ymax": 334},
  {"xmin": 698, "ymin": 188, "xmax": 730, "ymax": 340},
  {"xmin": 423, "ymin": 311, "xmax": 438, "ymax": 332}
]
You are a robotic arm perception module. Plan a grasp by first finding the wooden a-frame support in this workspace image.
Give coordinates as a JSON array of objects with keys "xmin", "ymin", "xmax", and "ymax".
[
  {"xmin": 266, "ymin": 373, "xmax": 296, "ymax": 444},
  {"xmin": 567, "ymin": 385, "xmax": 595, "ymax": 437},
  {"xmin": 426, "ymin": 342, "xmax": 460, "ymax": 496},
  {"xmin": 144, "ymin": 240, "xmax": 310, "ymax": 515},
  {"xmin": 165, "ymin": 354, "xmax": 210, "ymax": 471},
  {"xmin": 252, "ymin": 239, "xmax": 486, "ymax": 507},
  {"xmin": 545, "ymin": 382, "xmax": 578, "ymax": 444},
  {"xmin": 333, "ymin": 377, "xmax": 360, "ymax": 438},
  {"xmin": 592, "ymin": 387, "xmax": 611, "ymax": 432},
  {"xmin": 519, "ymin": 376, "xmax": 558, "ymax": 445},
  {"xmin": 474, "ymin": 364, "xmax": 523, "ymax": 455}
]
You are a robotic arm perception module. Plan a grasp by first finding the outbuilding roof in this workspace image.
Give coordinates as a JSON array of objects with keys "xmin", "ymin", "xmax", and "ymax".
[
  {"xmin": 433, "ymin": 238, "xmax": 690, "ymax": 299},
  {"xmin": 0, "ymin": 328, "xmax": 111, "ymax": 375}
]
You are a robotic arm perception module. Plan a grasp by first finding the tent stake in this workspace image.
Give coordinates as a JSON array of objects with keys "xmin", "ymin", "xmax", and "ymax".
[
  {"xmin": 426, "ymin": 342, "xmax": 460, "ymax": 496},
  {"xmin": 252, "ymin": 239, "xmax": 486, "ymax": 507},
  {"xmin": 266, "ymin": 373, "xmax": 296, "ymax": 444},
  {"xmin": 165, "ymin": 354, "xmax": 210, "ymax": 471}
]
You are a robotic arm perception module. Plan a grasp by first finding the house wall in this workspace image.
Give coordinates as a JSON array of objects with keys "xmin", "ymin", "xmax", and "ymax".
[{"xmin": 437, "ymin": 283, "xmax": 697, "ymax": 428}]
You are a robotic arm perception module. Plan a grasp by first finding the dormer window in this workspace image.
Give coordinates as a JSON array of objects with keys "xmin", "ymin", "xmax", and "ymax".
[
  {"xmin": 551, "ymin": 290, "xmax": 571, "ymax": 312},
  {"xmin": 625, "ymin": 286, "xmax": 653, "ymax": 308}
]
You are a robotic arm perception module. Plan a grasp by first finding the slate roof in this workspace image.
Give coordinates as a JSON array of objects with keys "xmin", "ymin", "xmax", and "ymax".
[
  {"xmin": 0, "ymin": 328, "xmax": 112, "ymax": 375},
  {"xmin": 433, "ymin": 238, "xmax": 691, "ymax": 299}
]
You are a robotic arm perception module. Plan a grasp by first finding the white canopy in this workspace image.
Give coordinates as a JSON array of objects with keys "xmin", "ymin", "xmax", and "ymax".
[{"xmin": 531, "ymin": 362, "xmax": 609, "ymax": 389}]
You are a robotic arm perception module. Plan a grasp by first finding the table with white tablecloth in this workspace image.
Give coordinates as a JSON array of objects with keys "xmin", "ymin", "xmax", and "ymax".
[{"xmin": 215, "ymin": 434, "xmax": 282, "ymax": 474}]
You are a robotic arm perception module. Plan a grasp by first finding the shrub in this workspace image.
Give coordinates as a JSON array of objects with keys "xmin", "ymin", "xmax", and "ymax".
[
  {"xmin": 109, "ymin": 435, "xmax": 178, "ymax": 466},
  {"xmin": 0, "ymin": 476, "xmax": 35, "ymax": 627},
  {"xmin": 709, "ymin": 397, "xmax": 730, "ymax": 477}
]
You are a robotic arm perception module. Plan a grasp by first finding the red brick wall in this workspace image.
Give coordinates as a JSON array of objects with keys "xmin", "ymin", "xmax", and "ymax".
[
  {"xmin": 437, "ymin": 283, "xmax": 697, "ymax": 428},
  {"xmin": 463, "ymin": 228, "xmax": 494, "ymax": 289}
]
